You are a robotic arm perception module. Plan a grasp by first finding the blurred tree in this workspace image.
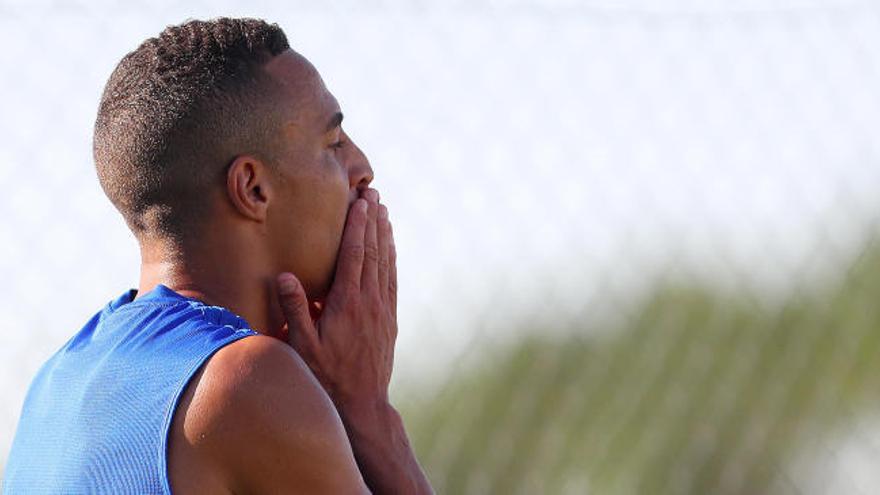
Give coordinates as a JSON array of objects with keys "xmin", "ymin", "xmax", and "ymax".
[{"xmin": 401, "ymin": 239, "xmax": 880, "ymax": 494}]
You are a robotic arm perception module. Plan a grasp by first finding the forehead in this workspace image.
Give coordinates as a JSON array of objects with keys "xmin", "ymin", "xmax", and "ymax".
[{"xmin": 262, "ymin": 49, "xmax": 339, "ymax": 128}]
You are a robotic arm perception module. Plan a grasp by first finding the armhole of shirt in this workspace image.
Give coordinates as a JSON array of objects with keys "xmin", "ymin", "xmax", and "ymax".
[{"xmin": 158, "ymin": 331, "xmax": 258, "ymax": 495}]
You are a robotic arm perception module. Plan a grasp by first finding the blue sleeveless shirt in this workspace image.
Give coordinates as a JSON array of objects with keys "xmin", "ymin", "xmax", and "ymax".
[{"xmin": 2, "ymin": 285, "xmax": 258, "ymax": 494}]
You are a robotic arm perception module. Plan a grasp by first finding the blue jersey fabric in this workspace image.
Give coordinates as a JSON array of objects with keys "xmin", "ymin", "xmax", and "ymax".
[{"xmin": 2, "ymin": 284, "xmax": 258, "ymax": 494}]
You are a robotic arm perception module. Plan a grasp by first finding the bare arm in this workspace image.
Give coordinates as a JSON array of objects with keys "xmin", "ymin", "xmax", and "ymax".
[
  {"xmin": 277, "ymin": 188, "xmax": 434, "ymax": 494},
  {"xmin": 337, "ymin": 398, "xmax": 434, "ymax": 494},
  {"xmin": 172, "ymin": 335, "xmax": 371, "ymax": 494}
]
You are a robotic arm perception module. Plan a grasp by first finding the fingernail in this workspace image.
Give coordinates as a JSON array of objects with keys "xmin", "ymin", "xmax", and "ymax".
[
  {"xmin": 379, "ymin": 205, "xmax": 388, "ymax": 219},
  {"xmin": 357, "ymin": 199, "xmax": 368, "ymax": 212},
  {"xmin": 278, "ymin": 273, "xmax": 298, "ymax": 294}
]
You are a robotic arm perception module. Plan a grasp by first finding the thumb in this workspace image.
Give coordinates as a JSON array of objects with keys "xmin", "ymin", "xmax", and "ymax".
[{"xmin": 276, "ymin": 272, "xmax": 319, "ymax": 350}]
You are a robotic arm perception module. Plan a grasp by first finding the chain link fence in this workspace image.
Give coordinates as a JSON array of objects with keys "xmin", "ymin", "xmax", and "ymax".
[{"xmin": 1, "ymin": 1, "xmax": 879, "ymax": 493}]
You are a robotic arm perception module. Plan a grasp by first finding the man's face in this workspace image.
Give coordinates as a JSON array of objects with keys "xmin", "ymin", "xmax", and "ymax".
[{"xmin": 262, "ymin": 50, "xmax": 373, "ymax": 301}]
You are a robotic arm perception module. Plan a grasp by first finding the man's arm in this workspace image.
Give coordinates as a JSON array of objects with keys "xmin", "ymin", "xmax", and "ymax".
[
  {"xmin": 276, "ymin": 188, "xmax": 434, "ymax": 494},
  {"xmin": 336, "ymin": 398, "xmax": 435, "ymax": 494},
  {"xmin": 169, "ymin": 335, "xmax": 370, "ymax": 494}
]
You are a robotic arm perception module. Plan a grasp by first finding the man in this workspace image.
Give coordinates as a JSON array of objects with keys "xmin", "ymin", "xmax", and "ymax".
[{"xmin": 3, "ymin": 17, "xmax": 433, "ymax": 494}]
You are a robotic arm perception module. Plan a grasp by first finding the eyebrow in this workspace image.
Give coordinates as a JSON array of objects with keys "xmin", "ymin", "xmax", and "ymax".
[{"xmin": 325, "ymin": 111, "xmax": 344, "ymax": 132}]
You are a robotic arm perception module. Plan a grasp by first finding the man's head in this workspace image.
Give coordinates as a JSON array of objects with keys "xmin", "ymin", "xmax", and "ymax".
[{"xmin": 94, "ymin": 18, "xmax": 373, "ymax": 299}]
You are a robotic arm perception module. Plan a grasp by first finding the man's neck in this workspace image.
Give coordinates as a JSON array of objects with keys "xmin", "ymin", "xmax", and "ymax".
[{"xmin": 136, "ymin": 241, "xmax": 286, "ymax": 339}]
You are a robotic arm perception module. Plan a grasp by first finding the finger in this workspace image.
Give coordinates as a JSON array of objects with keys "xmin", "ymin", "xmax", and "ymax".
[
  {"xmin": 388, "ymin": 221, "xmax": 397, "ymax": 321},
  {"xmin": 362, "ymin": 189, "xmax": 380, "ymax": 294},
  {"xmin": 377, "ymin": 204, "xmax": 390, "ymax": 302},
  {"xmin": 277, "ymin": 272, "xmax": 320, "ymax": 350},
  {"xmin": 330, "ymin": 199, "xmax": 368, "ymax": 297}
]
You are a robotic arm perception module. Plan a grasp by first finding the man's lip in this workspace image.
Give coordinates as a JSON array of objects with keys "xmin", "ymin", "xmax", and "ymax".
[{"xmin": 347, "ymin": 187, "xmax": 373, "ymax": 210}]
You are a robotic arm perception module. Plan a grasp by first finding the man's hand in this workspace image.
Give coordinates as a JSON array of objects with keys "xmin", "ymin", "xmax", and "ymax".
[
  {"xmin": 276, "ymin": 187, "xmax": 433, "ymax": 495},
  {"xmin": 276, "ymin": 187, "xmax": 397, "ymax": 409}
]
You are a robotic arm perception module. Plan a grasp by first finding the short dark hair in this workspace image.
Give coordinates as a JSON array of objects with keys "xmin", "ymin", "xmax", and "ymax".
[{"xmin": 93, "ymin": 17, "xmax": 290, "ymax": 243}]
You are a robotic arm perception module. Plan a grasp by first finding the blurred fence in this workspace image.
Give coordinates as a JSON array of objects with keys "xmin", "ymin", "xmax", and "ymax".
[{"xmin": 1, "ymin": 1, "xmax": 880, "ymax": 493}]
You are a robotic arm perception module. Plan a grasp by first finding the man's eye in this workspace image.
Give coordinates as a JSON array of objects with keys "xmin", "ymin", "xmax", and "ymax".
[{"xmin": 330, "ymin": 140, "xmax": 346, "ymax": 150}]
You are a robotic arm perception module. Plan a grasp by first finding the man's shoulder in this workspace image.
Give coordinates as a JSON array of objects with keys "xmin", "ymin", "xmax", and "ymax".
[
  {"xmin": 172, "ymin": 334, "xmax": 338, "ymax": 448},
  {"xmin": 201, "ymin": 334, "xmax": 320, "ymax": 397},
  {"xmin": 168, "ymin": 335, "xmax": 363, "ymax": 494}
]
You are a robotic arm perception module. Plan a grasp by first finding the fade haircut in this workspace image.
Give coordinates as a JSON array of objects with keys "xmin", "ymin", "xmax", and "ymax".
[{"xmin": 94, "ymin": 17, "xmax": 290, "ymax": 244}]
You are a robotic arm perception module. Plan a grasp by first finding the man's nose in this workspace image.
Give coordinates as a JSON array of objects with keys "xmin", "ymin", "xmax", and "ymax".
[{"xmin": 349, "ymin": 143, "xmax": 373, "ymax": 191}]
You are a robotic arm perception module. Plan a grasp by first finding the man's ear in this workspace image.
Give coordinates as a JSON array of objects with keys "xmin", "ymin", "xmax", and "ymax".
[{"xmin": 226, "ymin": 155, "xmax": 272, "ymax": 222}]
